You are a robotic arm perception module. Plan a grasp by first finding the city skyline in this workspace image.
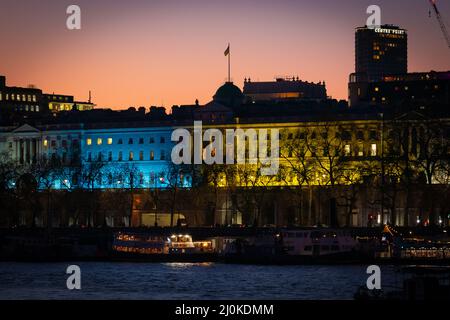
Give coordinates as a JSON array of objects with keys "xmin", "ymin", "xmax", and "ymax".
[{"xmin": 1, "ymin": 0, "xmax": 450, "ymax": 110}]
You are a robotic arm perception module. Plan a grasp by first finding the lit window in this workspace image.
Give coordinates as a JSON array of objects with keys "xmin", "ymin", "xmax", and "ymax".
[
  {"xmin": 344, "ymin": 144, "xmax": 351, "ymax": 156},
  {"xmin": 358, "ymin": 144, "xmax": 364, "ymax": 157},
  {"xmin": 374, "ymin": 87, "xmax": 379, "ymax": 92},
  {"xmin": 97, "ymin": 138, "xmax": 103, "ymax": 145},
  {"xmin": 150, "ymin": 151, "xmax": 154, "ymax": 160},
  {"xmin": 32, "ymin": 95, "xmax": 36, "ymax": 102},
  {"xmin": 139, "ymin": 151, "xmax": 144, "ymax": 161},
  {"xmin": 86, "ymin": 138, "xmax": 92, "ymax": 146},
  {"xmin": 371, "ymin": 144, "xmax": 377, "ymax": 156},
  {"xmin": 107, "ymin": 138, "xmax": 113, "ymax": 145},
  {"xmin": 43, "ymin": 139, "xmax": 48, "ymax": 147},
  {"xmin": 0, "ymin": 92, "xmax": 2, "ymax": 101},
  {"xmin": 129, "ymin": 151, "xmax": 134, "ymax": 161}
]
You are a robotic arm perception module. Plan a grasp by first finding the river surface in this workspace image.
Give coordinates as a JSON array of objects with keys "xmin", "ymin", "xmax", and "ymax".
[{"xmin": 0, "ymin": 263, "xmax": 400, "ymax": 300}]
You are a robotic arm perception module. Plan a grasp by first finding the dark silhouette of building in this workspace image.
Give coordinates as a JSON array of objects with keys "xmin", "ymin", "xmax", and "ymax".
[
  {"xmin": 0, "ymin": 75, "xmax": 43, "ymax": 113},
  {"xmin": 349, "ymin": 70, "xmax": 450, "ymax": 108},
  {"xmin": 353, "ymin": 25, "xmax": 407, "ymax": 82},
  {"xmin": 243, "ymin": 77, "xmax": 327, "ymax": 102}
]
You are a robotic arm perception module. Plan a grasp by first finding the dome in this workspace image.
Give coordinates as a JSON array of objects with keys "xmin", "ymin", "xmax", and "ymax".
[{"xmin": 213, "ymin": 82, "xmax": 244, "ymax": 108}]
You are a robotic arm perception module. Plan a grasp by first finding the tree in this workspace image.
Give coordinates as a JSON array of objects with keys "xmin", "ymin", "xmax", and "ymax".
[
  {"xmin": 282, "ymin": 128, "xmax": 315, "ymax": 225},
  {"xmin": 0, "ymin": 152, "xmax": 20, "ymax": 226}
]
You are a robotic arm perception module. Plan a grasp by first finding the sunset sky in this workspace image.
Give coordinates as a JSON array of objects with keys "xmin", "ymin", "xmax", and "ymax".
[{"xmin": 1, "ymin": 0, "xmax": 449, "ymax": 110}]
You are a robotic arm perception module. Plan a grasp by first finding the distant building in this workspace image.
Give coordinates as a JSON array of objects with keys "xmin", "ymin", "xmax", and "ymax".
[
  {"xmin": 43, "ymin": 93, "xmax": 95, "ymax": 113},
  {"xmin": 0, "ymin": 75, "xmax": 42, "ymax": 113},
  {"xmin": 353, "ymin": 25, "xmax": 407, "ymax": 82},
  {"xmin": 0, "ymin": 75, "xmax": 94, "ymax": 115},
  {"xmin": 349, "ymin": 70, "xmax": 450, "ymax": 107},
  {"xmin": 243, "ymin": 77, "xmax": 327, "ymax": 102}
]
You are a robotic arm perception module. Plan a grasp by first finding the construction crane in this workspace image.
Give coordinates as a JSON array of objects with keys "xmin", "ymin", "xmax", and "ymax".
[{"xmin": 428, "ymin": 0, "xmax": 450, "ymax": 48}]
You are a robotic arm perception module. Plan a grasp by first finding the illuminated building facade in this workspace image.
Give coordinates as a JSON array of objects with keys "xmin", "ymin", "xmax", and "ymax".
[
  {"xmin": 0, "ymin": 122, "xmax": 187, "ymax": 190},
  {"xmin": 43, "ymin": 94, "xmax": 95, "ymax": 113}
]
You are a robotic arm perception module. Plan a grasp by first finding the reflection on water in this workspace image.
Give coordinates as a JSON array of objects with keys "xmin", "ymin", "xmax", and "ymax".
[{"xmin": 0, "ymin": 262, "xmax": 398, "ymax": 300}]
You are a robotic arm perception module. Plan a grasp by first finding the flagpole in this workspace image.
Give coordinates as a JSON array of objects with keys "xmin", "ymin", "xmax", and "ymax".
[{"xmin": 228, "ymin": 43, "xmax": 231, "ymax": 82}]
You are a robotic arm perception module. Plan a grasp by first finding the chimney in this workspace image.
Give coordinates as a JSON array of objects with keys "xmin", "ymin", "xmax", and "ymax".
[{"xmin": 0, "ymin": 75, "xmax": 6, "ymax": 87}]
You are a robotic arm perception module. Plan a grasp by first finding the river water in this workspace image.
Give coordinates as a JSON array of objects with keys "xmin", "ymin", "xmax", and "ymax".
[{"xmin": 0, "ymin": 263, "xmax": 400, "ymax": 300}]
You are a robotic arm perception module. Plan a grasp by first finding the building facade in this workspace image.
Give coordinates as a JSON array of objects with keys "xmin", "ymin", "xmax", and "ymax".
[{"xmin": 354, "ymin": 25, "xmax": 407, "ymax": 82}]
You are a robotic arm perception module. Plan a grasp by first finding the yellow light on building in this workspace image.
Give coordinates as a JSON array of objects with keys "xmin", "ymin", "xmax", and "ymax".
[
  {"xmin": 107, "ymin": 138, "xmax": 113, "ymax": 145},
  {"xmin": 86, "ymin": 138, "xmax": 92, "ymax": 146},
  {"xmin": 97, "ymin": 138, "xmax": 103, "ymax": 145}
]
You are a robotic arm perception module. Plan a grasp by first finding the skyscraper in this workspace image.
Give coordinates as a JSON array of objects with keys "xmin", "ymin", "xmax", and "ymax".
[{"xmin": 354, "ymin": 25, "xmax": 407, "ymax": 82}]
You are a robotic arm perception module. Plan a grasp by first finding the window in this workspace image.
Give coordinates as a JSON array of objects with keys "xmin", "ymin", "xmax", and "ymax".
[
  {"xmin": 149, "ymin": 137, "xmax": 155, "ymax": 144},
  {"xmin": 97, "ymin": 138, "xmax": 103, "ymax": 145},
  {"xmin": 107, "ymin": 138, "xmax": 113, "ymax": 145},
  {"xmin": 108, "ymin": 151, "xmax": 112, "ymax": 161},
  {"xmin": 139, "ymin": 151, "xmax": 144, "ymax": 161},
  {"xmin": 86, "ymin": 138, "xmax": 92, "ymax": 146},
  {"xmin": 128, "ymin": 138, "xmax": 133, "ymax": 144},
  {"xmin": 139, "ymin": 138, "xmax": 144, "ymax": 144},
  {"xmin": 43, "ymin": 139, "xmax": 48, "ymax": 148},
  {"xmin": 98, "ymin": 152, "xmax": 103, "ymax": 161},
  {"xmin": 371, "ymin": 144, "xmax": 377, "ymax": 156},
  {"xmin": 129, "ymin": 151, "xmax": 134, "ymax": 161},
  {"xmin": 344, "ymin": 144, "xmax": 351, "ymax": 156},
  {"xmin": 150, "ymin": 150, "xmax": 154, "ymax": 161},
  {"xmin": 118, "ymin": 139, "xmax": 123, "ymax": 145},
  {"xmin": 62, "ymin": 140, "xmax": 67, "ymax": 148},
  {"xmin": 357, "ymin": 143, "xmax": 364, "ymax": 157},
  {"xmin": 160, "ymin": 137, "xmax": 165, "ymax": 143},
  {"xmin": 374, "ymin": 87, "xmax": 379, "ymax": 92},
  {"xmin": 118, "ymin": 151, "xmax": 123, "ymax": 161},
  {"xmin": 160, "ymin": 150, "xmax": 165, "ymax": 160},
  {"xmin": 369, "ymin": 130, "xmax": 378, "ymax": 140},
  {"xmin": 356, "ymin": 131, "xmax": 364, "ymax": 140},
  {"xmin": 87, "ymin": 152, "xmax": 92, "ymax": 162}
]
